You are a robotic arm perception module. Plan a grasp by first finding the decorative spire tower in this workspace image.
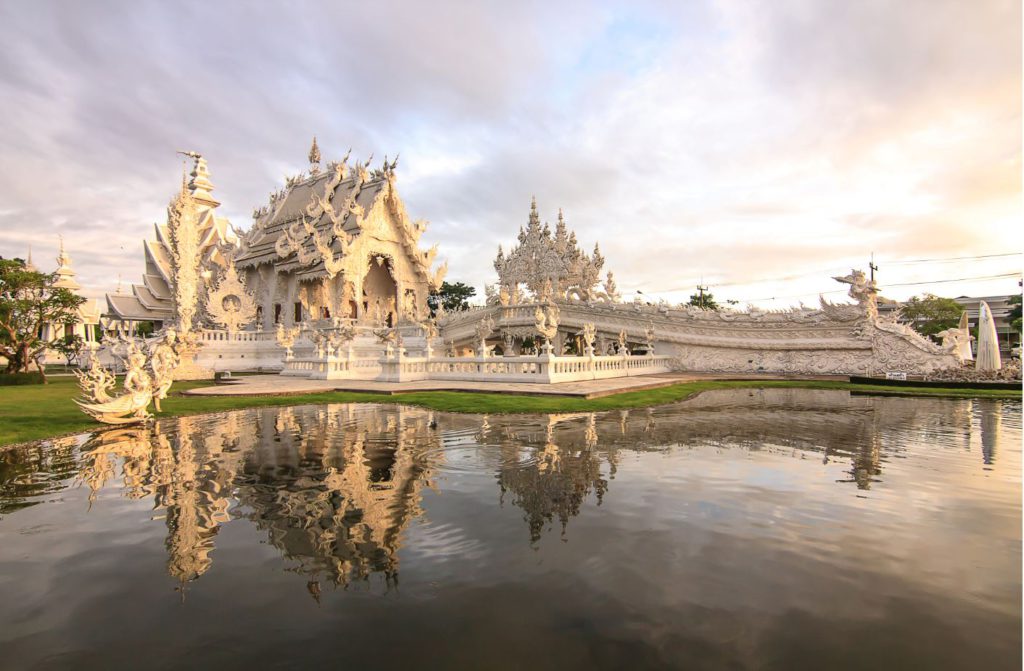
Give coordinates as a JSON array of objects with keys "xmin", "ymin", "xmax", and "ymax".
[
  {"xmin": 25, "ymin": 245, "xmax": 36, "ymax": 272},
  {"xmin": 308, "ymin": 136, "xmax": 321, "ymax": 175},
  {"xmin": 183, "ymin": 152, "xmax": 219, "ymax": 208},
  {"xmin": 53, "ymin": 235, "xmax": 81, "ymax": 291},
  {"xmin": 528, "ymin": 196, "xmax": 540, "ymax": 231}
]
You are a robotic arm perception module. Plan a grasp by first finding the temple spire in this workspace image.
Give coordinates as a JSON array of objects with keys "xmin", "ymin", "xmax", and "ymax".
[
  {"xmin": 54, "ymin": 235, "xmax": 80, "ymax": 291},
  {"xmin": 178, "ymin": 151, "xmax": 219, "ymax": 208},
  {"xmin": 308, "ymin": 136, "xmax": 321, "ymax": 175},
  {"xmin": 528, "ymin": 196, "xmax": 540, "ymax": 231},
  {"xmin": 25, "ymin": 245, "xmax": 36, "ymax": 272}
]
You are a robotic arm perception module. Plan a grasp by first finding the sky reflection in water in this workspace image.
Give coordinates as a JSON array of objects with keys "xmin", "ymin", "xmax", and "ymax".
[{"xmin": 0, "ymin": 389, "xmax": 1020, "ymax": 670}]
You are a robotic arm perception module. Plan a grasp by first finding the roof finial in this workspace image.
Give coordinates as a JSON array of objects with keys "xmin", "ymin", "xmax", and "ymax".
[
  {"xmin": 308, "ymin": 136, "xmax": 321, "ymax": 174},
  {"xmin": 177, "ymin": 150, "xmax": 219, "ymax": 207},
  {"xmin": 25, "ymin": 244, "xmax": 35, "ymax": 271},
  {"xmin": 53, "ymin": 235, "xmax": 80, "ymax": 290},
  {"xmin": 57, "ymin": 234, "xmax": 72, "ymax": 267}
]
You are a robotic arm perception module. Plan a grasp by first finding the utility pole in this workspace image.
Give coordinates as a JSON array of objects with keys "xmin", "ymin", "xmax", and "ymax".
[
  {"xmin": 869, "ymin": 252, "xmax": 878, "ymax": 284},
  {"xmin": 696, "ymin": 281, "xmax": 708, "ymax": 309}
]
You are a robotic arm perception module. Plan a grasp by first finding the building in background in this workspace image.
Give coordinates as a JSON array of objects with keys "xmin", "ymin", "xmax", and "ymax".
[
  {"xmin": 30, "ymin": 241, "xmax": 102, "ymax": 364},
  {"xmin": 877, "ymin": 293, "xmax": 1020, "ymax": 356}
]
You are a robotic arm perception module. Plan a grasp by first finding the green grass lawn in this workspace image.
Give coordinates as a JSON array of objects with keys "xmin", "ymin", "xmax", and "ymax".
[{"xmin": 0, "ymin": 375, "xmax": 1019, "ymax": 447}]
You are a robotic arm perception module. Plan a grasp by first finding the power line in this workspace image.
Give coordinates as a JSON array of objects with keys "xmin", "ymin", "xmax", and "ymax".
[
  {"xmin": 735, "ymin": 272, "xmax": 1022, "ymax": 303},
  {"xmin": 886, "ymin": 252, "xmax": 1022, "ymax": 264},
  {"xmin": 645, "ymin": 252, "xmax": 1022, "ymax": 295},
  {"xmin": 884, "ymin": 272, "xmax": 1021, "ymax": 287}
]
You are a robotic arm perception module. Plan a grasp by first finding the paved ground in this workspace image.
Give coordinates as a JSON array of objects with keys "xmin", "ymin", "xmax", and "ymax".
[{"xmin": 183, "ymin": 372, "xmax": 849, "ymax": 400}]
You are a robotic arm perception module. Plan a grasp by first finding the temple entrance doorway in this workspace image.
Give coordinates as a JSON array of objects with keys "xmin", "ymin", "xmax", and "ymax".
[{"xmin": 362, "ymin": 257, "xmax": 397, "ymax": 326}]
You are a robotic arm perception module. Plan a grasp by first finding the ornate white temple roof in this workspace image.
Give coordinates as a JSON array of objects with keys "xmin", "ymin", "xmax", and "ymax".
[
  {"xmin": 235, "ymin": 165, "xmax": 389, "ymax": 277},
  {"xmin": 234, "ymin": 147, "xmax": 442, "ymax": 288},
  {"xmin": 105, "ymin": 156, "xmax": 237, "ymax": 323}
]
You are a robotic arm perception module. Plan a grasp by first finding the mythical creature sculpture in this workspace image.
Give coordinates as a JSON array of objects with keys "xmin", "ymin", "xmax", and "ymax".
[
  {"xmin": 599, "ymin": 271, "xmax": 621, "ymax": 303},
  {"xmin": 935, "ymin": 326, "xmax": 971, "ymax": 363},
  {"xmin": 374, "ymin": 327, "xmax": 403, "ymax": 355},
  {"xmin": 484, "ymin": 284, "xmax": 501, "ymax": 307},
  {"xmin": 833, "ymin": 269, "xmax": 878, "ymax": 319},
  {"xmin": 475, "ymin": 314, "xmax": 496, "ymax": 345},
  {"xmin": 644, "ymin": 322, "xmax": 656, "ymax": 353},
  {"xmin": 76, "ymin": 330, "xmax": 184, "ymax": 424},
  {"xmin": 74, "ymin": 359, "xmax": 117, "ymax": 405},
  {"xmin": 534, "ymin": 304, "xmax": 560, "ymax": 345}
]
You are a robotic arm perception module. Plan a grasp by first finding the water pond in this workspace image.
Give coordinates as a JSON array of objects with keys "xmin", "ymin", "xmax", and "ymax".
[{"xmin": 1, "ymin": 389, "xmax": 1020, "ymax": 670}]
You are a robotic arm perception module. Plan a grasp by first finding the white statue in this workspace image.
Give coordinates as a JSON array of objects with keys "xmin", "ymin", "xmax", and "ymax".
[
  {"xmin": 833, "ymin": 269, "xmax": 878, "ymax": 319},
  {"xmin": 644, "ymin": 321, "xmax": 656, "ymax": 354},
  {"xmin": 275, "ymin": 323, "xmax": 301, "ymax": 358},
  {"xmin": 148, "ymin": 329, "xmax": 180, "ymax": 412},
  {"xmin": 617, "ymin": 330, "xmax": 629, "ymax": 355},
  {"xmin": 580, "ymin": 322, "xmax": 596, "ymax": 355},
  {"xmin": 484, "ymin": 284, "xmax": 500, "ymax": 306},
  {"xmin": 976, "ymin": 301, "xmax": 1001, "ymax": 372},
  {"xmin": 957, "ymin": 311, "xmax": 974, "ymax": 361},
  {"xmin": 76, "ymin": 332, "xmax": 182, "ymax": 425},
  {"xmin": 534, "ymin": 303, "xmax": 559, "ymax": 344}
]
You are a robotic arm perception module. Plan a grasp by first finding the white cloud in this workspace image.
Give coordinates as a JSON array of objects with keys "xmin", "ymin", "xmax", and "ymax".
[{"xmin": 0, "ymin": 0, "xmax": 1018, "ymax": 306}]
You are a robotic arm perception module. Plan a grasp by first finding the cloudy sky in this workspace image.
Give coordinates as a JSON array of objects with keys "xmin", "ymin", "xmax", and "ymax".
[{"xmin": 0, "ymin": 0, "xmax": 1020, "ymax": 307}]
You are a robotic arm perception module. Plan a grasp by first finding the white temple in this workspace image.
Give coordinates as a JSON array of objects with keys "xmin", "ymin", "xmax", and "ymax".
[
  {"xmin": 231, "ymin": 139, "xmax": 445, "ymax": 329},
  {"xmin": 89, "ymin": 141, "xmax": 967, "ymax": 391}
]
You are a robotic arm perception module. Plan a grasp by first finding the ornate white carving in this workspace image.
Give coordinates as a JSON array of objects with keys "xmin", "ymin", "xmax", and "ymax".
[
  {"xmin": 76, "ymin": 329, "xmax": 184, "ymax": 424},
  {"xmin": 148, "ymin": 329, "xmax": 180, "ymax": 411},
  {"xmin": 580, "ymin": 322, "xmax": 596, "ymax": 355},
  {"xmin": 475, "ymin": 314, "xmax": 496, "ymax": 343},
  {"xmin": 494, "ymin": 199, "xmax": 611, "ymax": 303},
  {"xmin": 832, "ymin": 269, "xmax": 878, "ymax": 319},
  {"xmin": 275, "ymin": 323, "xmax": 301, "ymax": 359},
  {"xmin": 167, "ymin": 184, "xmax": 201, "ymax": 334},
  {"xmin": 535, "ymin": 304, "xmax": 560, "ymax": 343},
  {"xmin": 205, "ymin": 261, "xmax": 257, "ymax": 333}
]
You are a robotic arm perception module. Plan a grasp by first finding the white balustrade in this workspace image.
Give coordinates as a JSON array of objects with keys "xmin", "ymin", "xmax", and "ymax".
[{"xmin": 289, "ymin": 348, "xmax": 671, "ymax": 384}]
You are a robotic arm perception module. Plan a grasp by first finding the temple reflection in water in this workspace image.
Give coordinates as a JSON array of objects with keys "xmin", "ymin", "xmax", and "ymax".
[{"xmin": 0, "ymin": 389, "xmax": 1011, "ymax": 591}]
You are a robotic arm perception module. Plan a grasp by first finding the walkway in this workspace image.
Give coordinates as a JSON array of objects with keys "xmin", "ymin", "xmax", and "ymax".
[{"xmin": 183, "ymin": 372, "xmax": 849, "ymax": 400}]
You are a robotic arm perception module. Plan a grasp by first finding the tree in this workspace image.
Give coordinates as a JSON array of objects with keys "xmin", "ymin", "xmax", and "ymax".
[
  {"xmin": 1008, "ymin": 293, "xmax": 1022, "ymax": 334},
  {"xmin": 54, "ymin": 333, "xmax": 85, "ymax": 368},
  {"xmin": 0, "ymin": 257, "xmax": 86, "ymax": 382},
  {"xmin": 898, "ymin": 293, "xmax": 963, "ymax": 339},
  {"xmin": 428, "ymin": 281, "xmax": 476, "ymax": 315},
  {"xmin": 687, "ymin": 291, "xmax": 719, "ymax": 311},
  {"xmin": 134, "ymin": 321, "xmax": 155, "ymax": 338}
]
